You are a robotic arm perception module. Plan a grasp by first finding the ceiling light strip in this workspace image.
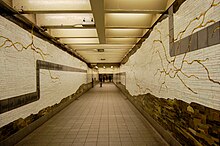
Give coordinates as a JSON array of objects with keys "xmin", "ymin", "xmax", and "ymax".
[
  {"xmin": 41, "ymin": 25, "xmax": 96, "ymax": 29},
  {"xmin": 105, "ymin": 9, "xmax": 165, "ymax": 14},
  {"xmin": 105, "ymin": 26, "xmax": 151, "ymax": 29},
  {"xmin": 19, "ymin": 10, "xmax": 92, "ymax": 14},
  {"xmin": 41, "ymin": 25, "xmax": 150, "ymax": 29}
]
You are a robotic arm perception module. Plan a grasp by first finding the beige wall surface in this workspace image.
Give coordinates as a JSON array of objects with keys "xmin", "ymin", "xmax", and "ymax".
[
  {"xmin": 121, "ymin": 0, "xmax": 220, "ymax": 110},
  {"xmin": 0, "ymin": 16, "xmax": 88, "ymax": 127}
]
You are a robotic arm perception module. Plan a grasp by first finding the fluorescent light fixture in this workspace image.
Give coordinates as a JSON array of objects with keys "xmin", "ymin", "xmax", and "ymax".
[
  {"xmin": 60, "ymin": 38, "xmax": 99, "ymax": 44},
  {"xmin": 19, "ymin": 0, "xmax": 92, "ymax": 10},
  {"xmin": 37, "ymin": 13, "xmax": 93, "ymax": 26},
  {"xmin": 50, "ymin": 29, "xmax": 98, "ymax": 37}
]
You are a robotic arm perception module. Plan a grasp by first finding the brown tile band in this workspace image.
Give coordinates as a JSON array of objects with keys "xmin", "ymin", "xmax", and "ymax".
[
  {"xmin": 37, "ymin": 60, "xmax": 87, "ymax": 73},
  {"xmin": 0, "ymin": 60, "xmax": 87, "ymax": 114},
  {"xmin": 115, "ymin": 72, "xmax": 126, "ymax": 76},
  {"xmin": 170, "ymin": 21, "xmax": 220, "ymax": 56}
]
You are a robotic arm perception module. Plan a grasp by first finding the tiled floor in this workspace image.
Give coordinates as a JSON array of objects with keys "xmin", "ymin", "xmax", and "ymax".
[{"xmin": 16, "ymin": 83, "xmax": 168, "ymax": 146}]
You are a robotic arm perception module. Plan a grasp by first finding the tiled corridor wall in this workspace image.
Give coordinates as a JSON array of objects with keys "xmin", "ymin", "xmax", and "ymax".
[
  {"xmin": 121, "ymin": 0, "xmax": 220, "ymax": 110},
  {"xmin": 0, "ymin": 15, "xmax": 88, "ymax": 127},
  {"xmin": 87, "ymin": 68, "xmax": 97, "ymax": 83},
  {"xmin": 119, "ymin": 0, "xmax": 220, "ymax": 145}
]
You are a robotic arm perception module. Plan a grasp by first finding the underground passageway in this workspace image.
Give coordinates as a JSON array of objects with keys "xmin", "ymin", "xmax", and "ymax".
[
  {"xmin": 15, "ymin": 83, "xmax": 168, "ymax": 146},
  {"xmin": 1, "ymin": 0, "xmax": 220, "ymax": 145}
]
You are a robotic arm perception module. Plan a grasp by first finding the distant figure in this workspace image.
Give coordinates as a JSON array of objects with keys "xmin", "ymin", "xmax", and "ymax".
[
  {"xmin": 109, "ymin": 76, "xmax": 112, "ymax": 82},
  {"xmin": 100, "ymin": 77, "xmax": 102, "ymax": 87},
  {"xmin": 92, "ymin": 78, "xmax": 94, "ymax": 88},
  {"xmin": 103, "ymin": 76, "xmax": 105, "ymax": 83}
]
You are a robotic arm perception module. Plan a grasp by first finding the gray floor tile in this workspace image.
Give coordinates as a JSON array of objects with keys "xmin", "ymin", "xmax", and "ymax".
[
  {"xmin": 109, "ymin": 141, "xmax": 121, "ymax": 146},
  {"xmin": 72, "ymin": 142, "xmax": 84, "ymax": 146},
  {"xmin": 15, "ymin": 83, "xmax": 168, "ymax": 146},
  {"xmin": 84, "ymin": 142, "xmax": 97, "ymax": 146}
]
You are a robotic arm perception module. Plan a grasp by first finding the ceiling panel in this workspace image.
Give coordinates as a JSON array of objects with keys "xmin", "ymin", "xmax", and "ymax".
[
  {"xmin": 106, "ymin": 38, "xmax": 139, "ymax": 44},
  {"xmin": 37, "ymin": 13, "xmax": 93, "ymax": 26},
  {"xmin": 13, "ymin": 0, "xmax": 91, "ymax": 11},
  {"xmin": 69, "ymin": 44, "xmax": 133, "ymax": 50},
  {"xmin": 78, "ymin": 52, "xmax": 126, "ymax": 56},
  {"xmin": 78, "ymin": 52, "xmax": 123, "ymax": 58},
  {"xmin": 60, "ymin": 38, "xmax": 99, "ymax": 44},
  {"xmin": 105, "ymin": 0, "xmax": 167, "ymax": 10},
  {"xmin": 50, "ymin": 29, "xmax": 98, "ymax": 37},
  {"xmin": 106, "ymin": 13, "xmax": 152, "ymax": 27},
  {"xmin": 105, "ymin": 29, "xmax": 147, "ymax": 37},
  {"xmin": 80, "ymin": 56, "xmax": 123, "ymax": 63},
  {"xmin": 76, "ymin": 48, "xmax": 129, "ymax": 53},
  {"xmin": 84, "ymin": 55, "xmax": 123, "ymax": 59}
]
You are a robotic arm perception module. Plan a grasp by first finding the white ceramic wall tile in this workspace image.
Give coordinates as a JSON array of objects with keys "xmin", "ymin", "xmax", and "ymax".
[
  {"xmin": 0, "ymin": 16, "xmax": 87, "ymax": 127},
  {"xmin": 121, "ymin": 0, "xmax": 220, "ymax": 110}
]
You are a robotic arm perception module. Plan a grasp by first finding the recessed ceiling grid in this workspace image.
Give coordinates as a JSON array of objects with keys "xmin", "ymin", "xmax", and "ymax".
[{"xmin": 9, "ymin": 0, "xmax": 175, "ymax": 64}]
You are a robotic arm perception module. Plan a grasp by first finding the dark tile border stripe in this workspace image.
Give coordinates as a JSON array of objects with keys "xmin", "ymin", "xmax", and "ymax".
[
  {"xmin": 0, "ymin": 83, "xmax": 92, "ymax": 146},
  {"xmin": 0, "ymin": 60, "xmax": 87, "ymax": 114},
  {"xmin": 37, "ymin": 60, "xmax": 87, "ymax": 73},
  {"xmin": 0, "ymin": 93, "xmax": 38, "ymax": 114},
  {"xmin": 169, "ymin": 6, "xmax": 174, "ymax": 53},
  {"xmin": 115, "ymin": 72, "xmax": 126, "ymax": 76},
  {"xmin": 170, "ymin": 19, "xmax": 220, "ymax": 56}
]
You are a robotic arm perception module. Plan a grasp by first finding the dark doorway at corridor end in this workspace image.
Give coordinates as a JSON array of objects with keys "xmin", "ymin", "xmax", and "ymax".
[{"xmin": 99, "ymin": 74, "xmax": 113, "ymax": 83}]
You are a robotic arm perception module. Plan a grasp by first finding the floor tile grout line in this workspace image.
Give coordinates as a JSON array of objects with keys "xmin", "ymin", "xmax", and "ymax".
[
  {"xmin": 71, "ymin": 96, "xmax": 92, "ymax": 145},
  {"xmin": 122, "ymin": 92, "xmax": 169, "ymax": 145},
  {"xmin": 84, "ymin": 89, "xmax": 101, "ymax": 146},
  {"xmin": 113, "ymin": 97, "xmax": 122, "ymax": 146},
  {"xmin": 15, "ymin": 83, "xmax": 169, "ymax": 146}
]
